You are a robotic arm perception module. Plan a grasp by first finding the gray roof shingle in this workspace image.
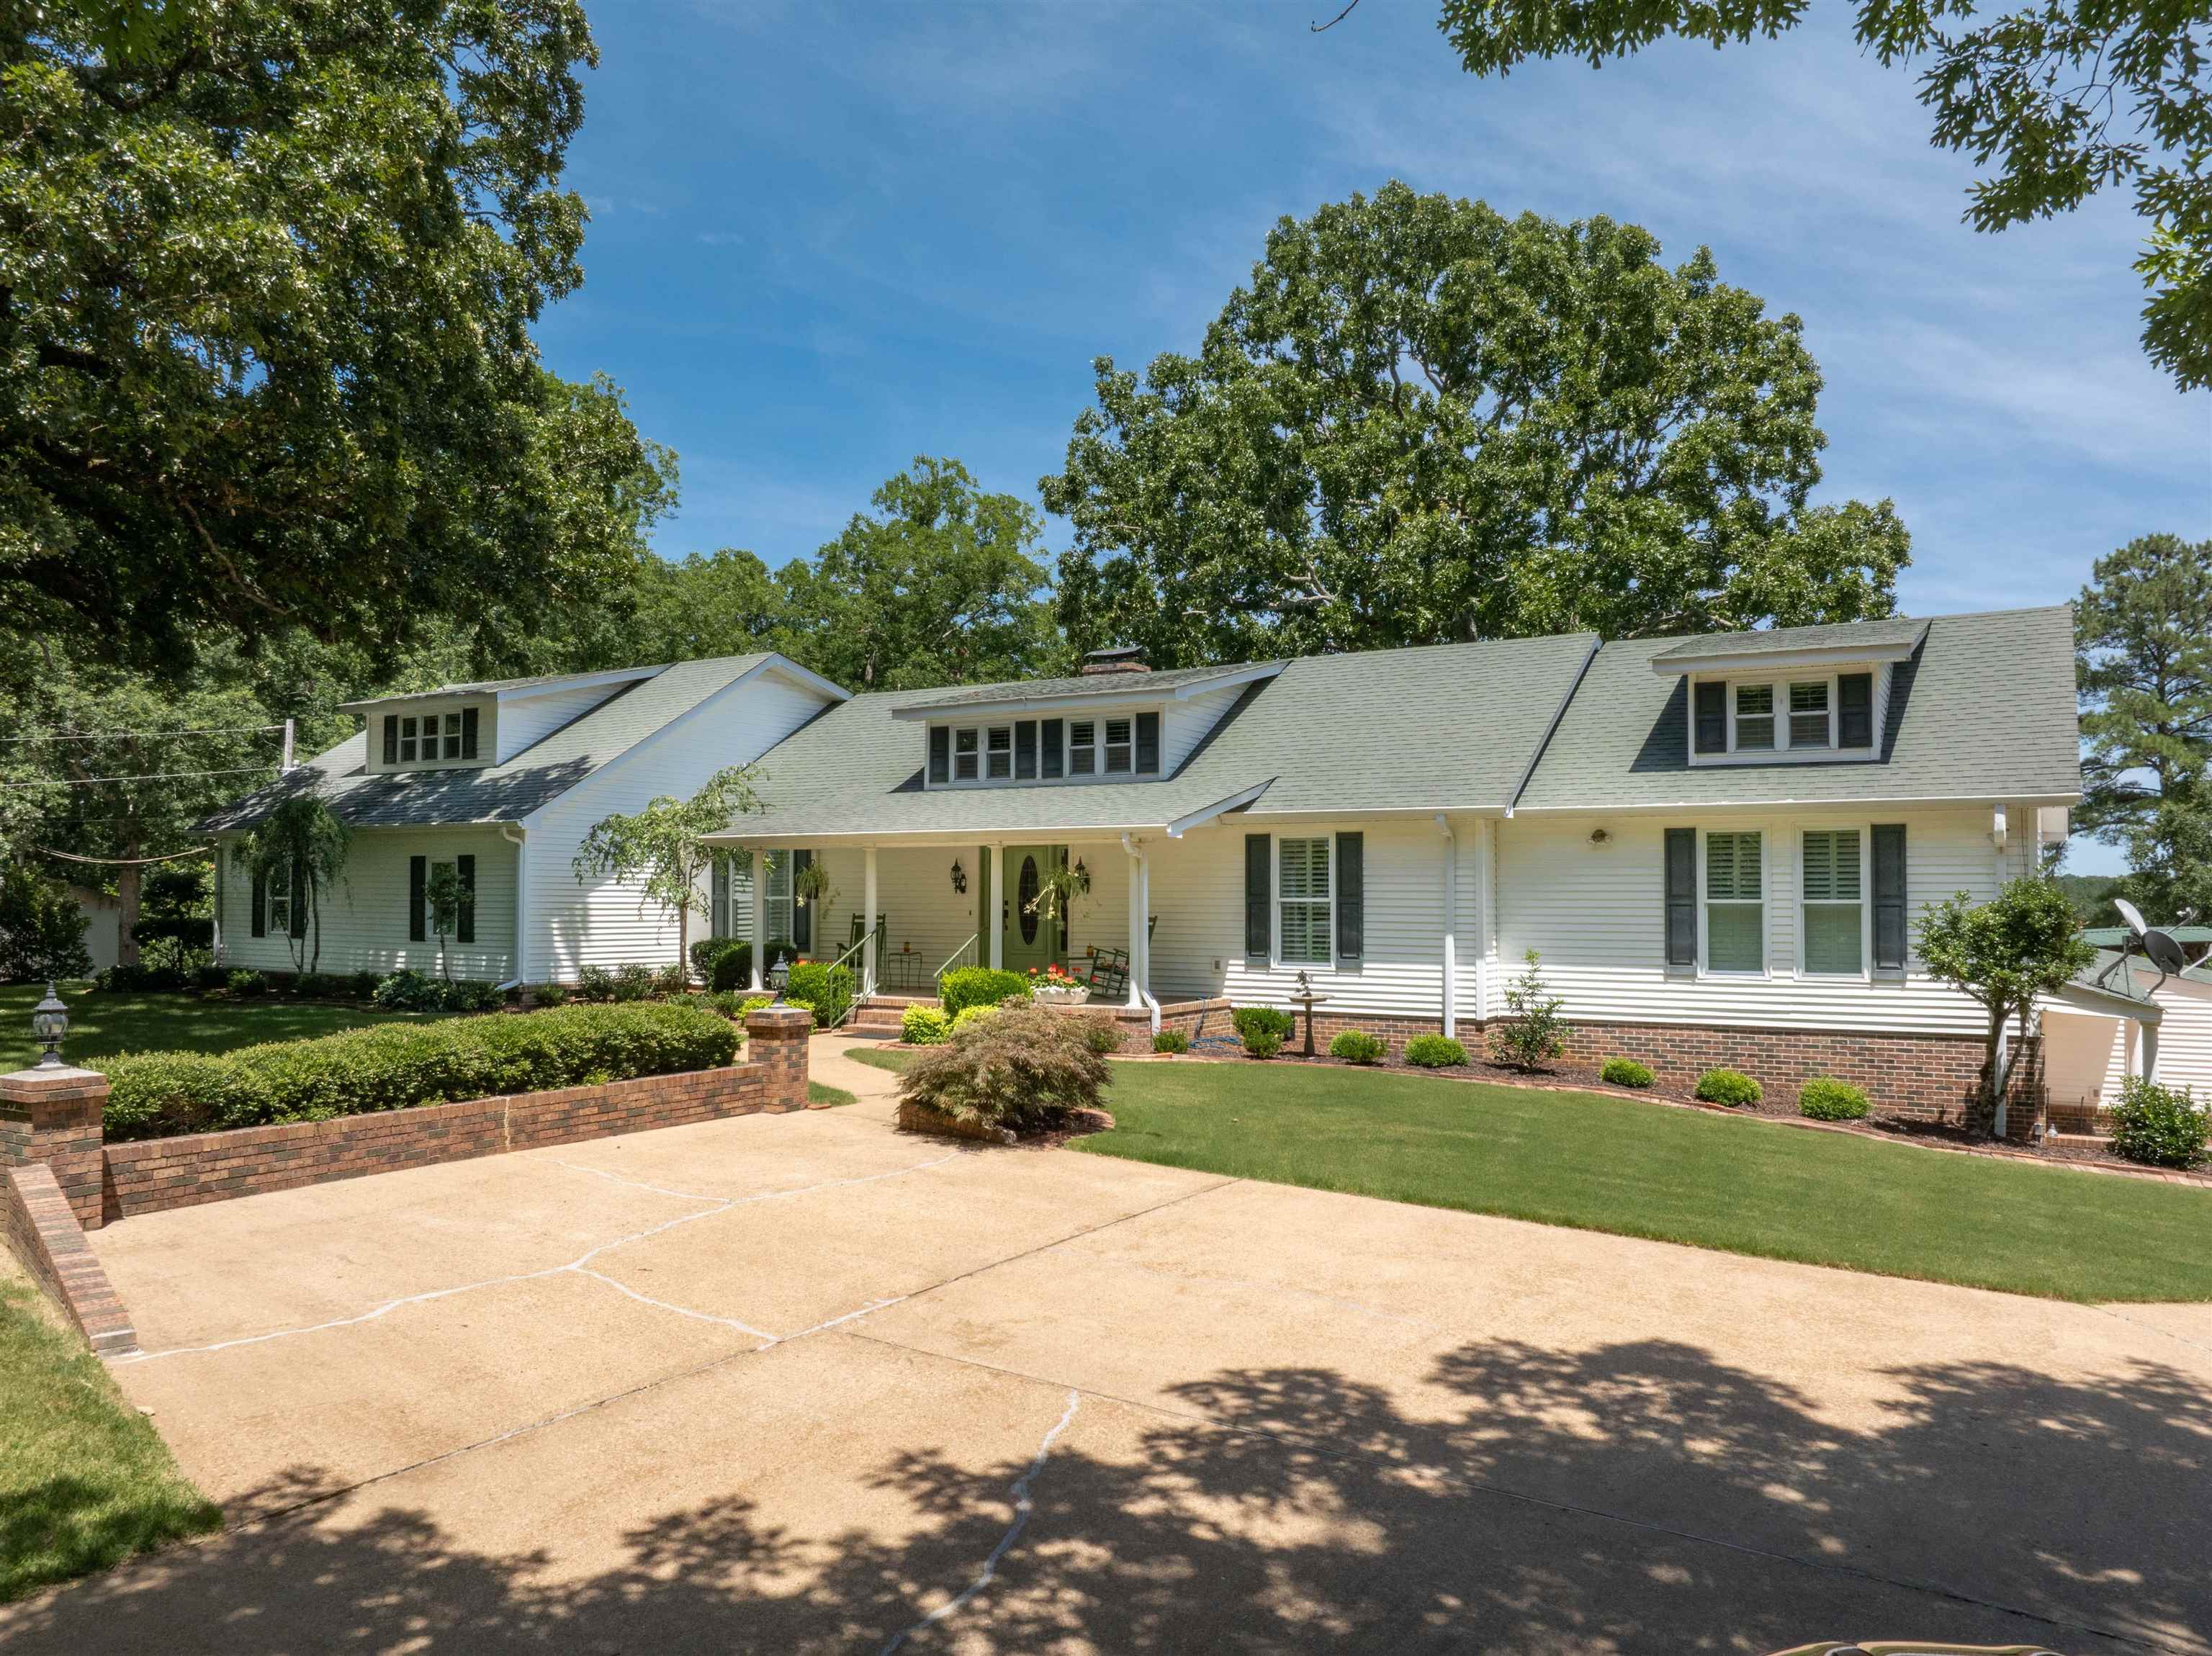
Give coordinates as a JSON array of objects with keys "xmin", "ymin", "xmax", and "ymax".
[
  {"xmin": 1650, "ymin": 616, "xmax": 1930, "ymax": 663},
  {"xmin": 1515, "ymin": 606, "xmax": 2080, "ymax": 811},
  {"xmin": 894, "ymin": 662, "xmax": 1280, "ymax": 714}
]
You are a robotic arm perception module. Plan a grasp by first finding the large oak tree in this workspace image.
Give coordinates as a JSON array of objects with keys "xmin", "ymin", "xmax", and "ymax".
[
  {"xmin": 1, "ymin": 0, "xmax": 670, "ymax": 665},
  {"xmin": 1042, "ymin": 184, "xmax": 1908, "ymax": 667}
]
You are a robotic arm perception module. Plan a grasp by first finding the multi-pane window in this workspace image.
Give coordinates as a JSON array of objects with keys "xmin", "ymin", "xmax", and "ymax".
[
  {"xmin": 266, "ymin": 864, "xmax": 292, "ymax": 936},
  {"xmin": 1802, "ymin": 829, "xmax": 1863, "ymax": 975},
  {"xmin": 441, "ymin": 712, "xmax": 462, "ymax": 760},
  {"xmin": 1277, "ymin": 837, "xmax": 1332, "ymax": 965},
  {"xmin": 399, "ymin": 716, "xmax": 420, "ymax": 763},
  {"xmin": 1103, "ymin": 718, "xmax": 1133, "ymax": 774},
  {"xmin": 763, "ymin": 851, "xmax": 795, "ymax": 942},
  {"xmin": 986, "ymin": 726, "xmax": 1012, "ymax": 779},
  {"xmin": 954, "ymin": 728, "xmax": 979, "ymax": 780},
  {"xmin": 1789, "ymin": 682, "xmax": 1832, "ymax": 748},
  {"xmin": 1704, "ymin": 831, "xmax": 1764, "ymax": 973},
  {"xmin": 1069, "ymin": 721, "xmax": 1096, "ymax": 775},
  {"xmin": 1734, "ymin": 685, "xmax": 1775, "ymax": 750}
]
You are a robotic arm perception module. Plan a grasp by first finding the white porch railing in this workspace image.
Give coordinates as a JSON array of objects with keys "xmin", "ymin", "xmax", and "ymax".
[
  {"xmin": 932, "ymin": 932, "xmax": 978, "ymax": 990},
  {"xmin": 824, "ymin": 924, "xmax": 881, "ymax": 1028}
]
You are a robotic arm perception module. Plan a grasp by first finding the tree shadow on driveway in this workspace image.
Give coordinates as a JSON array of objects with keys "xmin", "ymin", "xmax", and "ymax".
[{"xmin": 6, "ymin": 1337, "xmax": 2205, "ymax": 1653}]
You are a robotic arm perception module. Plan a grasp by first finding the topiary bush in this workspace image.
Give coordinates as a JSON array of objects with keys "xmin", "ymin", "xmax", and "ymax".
[
  {"xmin": 1799, "ymin": 1077, "xmax": 1871, "ymax": 1120},
  {"xmin": 1152, "ymin": 1029, "xmax": 1190, "ymax": 1054},
  {"xmin": 1329, "ymin": 1029, "xmax": 1385, "ymax": 1063},
  {"xmin": 898, "ymin": 1003, "xmax": 1109, "ymax": 1135},
  {"xmin": 939, "ymin": 966, "xmax": 1033, "ymax": 1018},
  {"xmin": 99, "ymin": 1002, "xmax": 741, "ymax": 1143},
  {"xmin": 902, "ymin": 1004, "xmax": 953, "ymax": 1045},
  {"xmin": 2109, "ymin": 1076, "xmax": 2210, "ymax": 1169},
  {"xmin": 783, "ymin": 961, "xmax": 856, "ymax": 1028},
  {"xmin": 1403, "ymin": 1035, "xmax": 1469, "ymax": 1068},
  {"xmin": 1695, "ymin": 1068, "xmax": 1763, "ymax": 1106},
  {"xmin": 1599, "ymin": 1057, "xmax": 1655, "ymax": 1089}
]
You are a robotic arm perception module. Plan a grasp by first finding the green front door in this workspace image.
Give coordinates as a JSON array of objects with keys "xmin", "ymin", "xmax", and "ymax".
[{"xmin": 999, "ymin": 845, "xmax": 1064, "ymax": 976}]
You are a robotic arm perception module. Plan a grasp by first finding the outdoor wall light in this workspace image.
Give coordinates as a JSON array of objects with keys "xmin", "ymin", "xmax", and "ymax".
[
  {"xmin": 950, "ymin": 859, "xmax": 967, "ymax": 895},
  {"xmin": 1588, "ymin": 827, "xmax": 1613, "ymax": 847},
  {"xmin": 1073, "ymin": 857, "xmax": 1091, "ymax": 894},
  {"xmin": 31, "ymin": 981, "xmax": 67, "ymax": 1069}
]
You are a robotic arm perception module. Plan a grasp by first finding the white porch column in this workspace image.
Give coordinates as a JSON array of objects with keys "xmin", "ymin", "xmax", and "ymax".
[
  {"xmin": 1437, "ymin": 814, "xmax": 1457, "ymax": 1041},
  {"xmin": 2141, "ymin": 1021, "xmax": 2161, "ymax": 1083},
  {"xmin": 987, "ymin": 842, "xmax": 1005, "ymax": 971},
  {"xmin": 862, "ymin": 845, "xmax": 879, "ymax": 996},
  {"xmin": 747, "ymin": 850, "xmax": 766, "ymax": 991},
  {"xmin": 1125, "ymin": 843, "xmax": 1146, "ymax": 1009}
]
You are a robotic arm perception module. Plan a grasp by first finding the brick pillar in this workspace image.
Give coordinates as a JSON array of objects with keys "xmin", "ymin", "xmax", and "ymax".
[
  {"xmin": 0, "ymin": 1066, "xmax": 110, "ymax": 1230},
  {"xmin": 745, "ymin": 1009, "xmax": 817, "ymax": 1112}
]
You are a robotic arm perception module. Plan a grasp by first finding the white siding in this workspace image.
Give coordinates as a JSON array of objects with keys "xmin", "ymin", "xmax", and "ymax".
[
  {"xmin": 523, "ymin": 668, "xmax": 837, "ymax": 982},
  {"xmin": 1159, "ymin": 683, "xmax": 1249, "ymax": 774},
  {"xmin": 495, "ymin": 683, "xmax": 628, "ymax": 763},
  {"xmin": 215, "ymin": 827, "xmax": 519, "ymax": 980},
  {"xmin": 2153, "ymin": 981, "xmax": 2212, "ymax": 1097}
]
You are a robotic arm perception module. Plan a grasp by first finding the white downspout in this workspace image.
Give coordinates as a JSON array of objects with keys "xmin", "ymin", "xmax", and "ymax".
[
  {"xmin": 1435, "ymin": 813, "xmax": 1456, "ymax": 1042},
  {"xmin": 498, "ymin": 823, "xmax": 527, "ymax": 991}
]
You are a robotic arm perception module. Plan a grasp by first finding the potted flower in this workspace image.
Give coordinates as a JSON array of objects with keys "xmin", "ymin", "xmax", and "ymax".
[{"xmin": 1028, "ymin": 963, "xmax": 1089, "ymax": 1005}]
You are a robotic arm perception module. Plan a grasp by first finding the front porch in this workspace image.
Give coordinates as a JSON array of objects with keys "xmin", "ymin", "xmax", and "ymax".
[{"xmin": 847, "ymin": 991, "xmax": 1234, "ymax": 1043}]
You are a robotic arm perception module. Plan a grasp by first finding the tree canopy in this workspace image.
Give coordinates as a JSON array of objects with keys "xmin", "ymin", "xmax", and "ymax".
[
  {"xmin": 1429, "ymin": 0, "xmax": 2212, "ymax": 390},
  {"xmin": 1041, "ymin": 184, "xmax": 1908, "ymax": 667},
  {"xmin": 1, "ymin": 1, "xmax": 672, "ymax": 665}
]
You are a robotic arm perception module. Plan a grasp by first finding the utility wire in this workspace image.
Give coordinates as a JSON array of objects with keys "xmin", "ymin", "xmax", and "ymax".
[
  {"xmin": 39, "ymin": 845, "xmax": 214, "ymax": 867},
  {"xmin": 0, "ymin": 723, "xmax": 286, "ymax": 744},
  {"xmin": 0, "ymin": 765, "xmax": 276, "ymax": 789}
]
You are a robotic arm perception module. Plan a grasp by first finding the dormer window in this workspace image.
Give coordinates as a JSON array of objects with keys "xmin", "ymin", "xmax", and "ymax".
[
  {"xmin": 1070, "ymin": 721, "xmax": 1095, "ymax": 774},
  {"xmin": 380, "ymin": 704, "xmax": 481, "ymax": 770},
  {"xmin": 986, "ymin": 726, "xmax": 1012, "ymax": 779},
  {"xmin": 1789, "ymin": 682, "xmax": 1832, "ymax": 747},
  {"xmin": 1692, "ymin": 672, "xmax": 1876, "ymax": 762},
  {"xmin": 1104, "ymin": 718, "xmax": 1133, "ymax": 774},
  {"xmin": 922, "ymin": 709, "xmax": 1164, "ymax": 788},
  {"xmin": 955, "ymin": 728, "xmax": 979, "ymax": 780},
  {"xmin": 1734, "ymin": 685, "xmax": 1774, "ymax": 750}
]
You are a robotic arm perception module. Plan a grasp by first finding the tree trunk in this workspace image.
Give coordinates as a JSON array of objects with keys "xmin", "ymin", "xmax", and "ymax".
[
  {"xmin": 1980, "ymin": 1002, "xmax": 2009, "ymax": 1136},
  {"xmin": 117, "ymin": 860, "xmax": 142, "ymax": 968},
  {"xmin": 678, "ymin": 899, "xmax": 691, "ymax": 990}
]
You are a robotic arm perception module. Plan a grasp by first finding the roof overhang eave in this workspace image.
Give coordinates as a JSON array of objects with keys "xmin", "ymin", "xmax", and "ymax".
[
  {"xmin": 1510, "ymin": 791, "xmax": 2083, "ymax": 815},
  {"xmin": 1648, "ymin": 640, "xmax": 1923, "ymax": 677},
  {"xmin": 888, "ymin": 662, "xmax": 1283, "ymax": 721}
]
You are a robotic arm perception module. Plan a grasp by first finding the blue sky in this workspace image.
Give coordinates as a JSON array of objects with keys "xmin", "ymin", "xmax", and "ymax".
[{"xmin": 539, "ymin": 1, "xmax": 2211, "ymax": 871}]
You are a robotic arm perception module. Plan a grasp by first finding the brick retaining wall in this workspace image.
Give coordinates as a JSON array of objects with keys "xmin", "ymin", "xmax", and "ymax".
[{"xmin": 3, "ymin": 1162, "xmax": 135, "ymax": 1355}]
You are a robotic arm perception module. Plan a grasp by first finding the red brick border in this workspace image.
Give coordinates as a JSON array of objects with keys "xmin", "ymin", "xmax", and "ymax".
[{"xmin": 2, "ymin": 1162, "xmax": 135, "ymax": 1356}]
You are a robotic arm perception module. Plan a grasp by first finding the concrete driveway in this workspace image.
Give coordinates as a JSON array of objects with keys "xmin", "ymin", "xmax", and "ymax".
[{"xmin": 5, "ymin": 1037, "xmax": 2209, "ymax": 1654}]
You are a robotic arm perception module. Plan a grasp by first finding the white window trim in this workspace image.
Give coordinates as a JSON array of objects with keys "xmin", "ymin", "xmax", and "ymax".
[
  {"xmin": 1274, "ymin": 833, "xmax": 1333, "ymax": 968},
  {"xmin": 1797, "ymin": 824, "xmax": 1873, "ymax": 980},
  {"xmin": 266, "ymin": 862, "xmax": 293, "ymax": 937},
  {"xmin": 1698, "ymin": 829, "xmax": 1767, "ymax": 978},
  {"xmin": 923, "ymin": 708, "xmax": 1167, "ymax": 789},
  {"xmin": 372, "ymin": 698, "xmax": 488, "ymax": 774},
  {"xmin": 1688, "ymin": 671, "xmax": 1874, "ymax": 768}
]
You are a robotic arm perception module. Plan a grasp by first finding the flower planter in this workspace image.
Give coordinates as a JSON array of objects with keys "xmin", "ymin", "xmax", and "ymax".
[{"xmin": 1032, "ymin": 985, "xmax": 1091, "ymax": 1007}]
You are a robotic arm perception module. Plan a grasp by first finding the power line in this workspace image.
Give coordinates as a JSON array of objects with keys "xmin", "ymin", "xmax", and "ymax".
[
  {"xmin": 39, "ymin": 845, "xmax": 214, "ymax": 867},
  {"xmin": 0, "ymin": 765, "xmax": 276, "ymax": 790},
  {"xmin": 0, "ymin": 723, "xmax": 287, "ymax": 744}
]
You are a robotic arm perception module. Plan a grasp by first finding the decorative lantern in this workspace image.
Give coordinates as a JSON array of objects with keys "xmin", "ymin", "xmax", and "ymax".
[
  {"xmin": 1073, "ymin": 857, "xmax": 1091, "ymax": 894},
  {"xmin": 950, "ymin": 859, "xmax": 968, "ymax": 896},
  {"xmin": 766, "ymin": 950, "xmax": 792, "ymax": 1001},
  {"xmin": 31, "ymin": 981, "xmax": 68, "ymax": 1069}
]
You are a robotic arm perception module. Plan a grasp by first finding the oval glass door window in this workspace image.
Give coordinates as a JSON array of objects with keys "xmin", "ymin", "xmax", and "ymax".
[{"xmin": 1018, "ymin": 855, "xmax": 1040, "ymax": 945}]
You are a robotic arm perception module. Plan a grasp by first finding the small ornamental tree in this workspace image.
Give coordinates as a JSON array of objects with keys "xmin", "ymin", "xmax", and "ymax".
[
  {"xmin": 425, "ymin": 863, "xmax": 466, "ymax": 981},
  {"xmin": 572, "ymin": 766, "xmax": 764, "ymax": 988},
  {"xmin": 230, "ymin": 796, "xmax": 351, "ymax": 973},
  {"xmin": 1488, "ymin": 949, "xmax": 1569, "ymax": 1071},
  {"xmin": 1917, "ymin": 878, "xmax": 2098, "ymax": 1131}
]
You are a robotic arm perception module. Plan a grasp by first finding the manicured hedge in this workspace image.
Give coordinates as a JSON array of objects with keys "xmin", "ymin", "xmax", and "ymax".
[
  {"xmin": 99, "ymin": 1003, "xmax": 741, "ymax": 1143},
  {"xmin": 939, "ymin": 966, "xmax": 1033, "ymax": 1018},
  {"xmin": 1798, "ymin": 1077, "xmax": 1871, "ymax": 1120}
]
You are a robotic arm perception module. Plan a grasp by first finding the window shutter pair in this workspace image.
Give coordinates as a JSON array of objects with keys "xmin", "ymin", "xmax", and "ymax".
[
  {"xmin": 1015, "ymin": 721, "xmax": 1038, "ymax": 780},
  {"xmin": 928, "ymin": 727, "xmax": 950, "ymax": 784},
  {"xmin": 1838, "ymin": 673, "xmax": 1874, "ymax": 749},
  {"xmin": 409, "ymin": 856, "xmax": 427, "ymax": 942},
  {"xmin": 1244, "ymin": 834, "xmax": 1270, "ymax": 961},
  {"xmin": 791, "ymin": 850, "xmax": 812, "ymax": 950},
  {"xmin": 1135, "ymin": 712, "xmax": 1161, "ymax": 775},
  {"xmin": 1335, "ymin": 832, "xmax": 1364, "ymax": 963},
  {"xmin": 1663, "ymin": 828, "xmax": 1697, "ymax": 966},
  {"xmin": 251, "ymin": 871, "xmax": 268, "ymax": 937},
  {"xmin": 1871, "ymin": 824, "xmax": 1907, "ymax": 971},
  {"xmin": 711, "ymin": 854, "xmax": 731, "ymax": 939},
  {"xmin": 1041, "ymin": 719, "xmax": 1064, "ymax": 778},
  {"xmin": 1693, "ymin": 684, "xmax": 1727, "ymax": 754},
  {"xmin": 456, "ymin": 854, "xmax": 475, "ymax": 944},
  {"xmin": 461, "ymin": 706, "xmax": 480, "ymax": 761},
  {"xmin": 382, "ymin": 716, "xmax": 399, "ymax": 765}
]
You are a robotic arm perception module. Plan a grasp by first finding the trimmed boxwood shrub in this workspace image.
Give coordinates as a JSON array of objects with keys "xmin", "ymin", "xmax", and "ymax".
[
  {"xmin": 2109, "ymin": 1077, "xmax": 2210, "ymax": 1169},
  {"xmin": 783, "ymin": 961, "xmax": 856, "ymax": 1028},
  {"xmin": 900, "ymin": 1004, "xmax": 1107, "ymax": 1134},
  {"xmin": 99, "ymin": 1002, "xmax": 740, "ymax": 1143},
  {"xmin": 1798, "ymin": 1077, "xmax": 1871, "ymax": 1120},
  {"xmin": 939, "ymin": 966, "xmax": 1033, "ymax": 1019},
  {"xmin": 1152, "ymin": 1029, "xmax": 1191, "ymax": 1054},
  {"xmin": 1231, "ymin": 1006, "xmax": 1295, "ymax": 1043},
  {"xmin": 1329, "ymin": 1030, "xmax": 1385, "ymax": 1063},
  {"xmin": 1241, "ymin": 1028, "xmax": 1284, "ymax": 1058},
  {"xmin": 1403, "ymin": 1035, "xmax": 1468, "ymax": 1068},
  {"xmin": 1599, "ymin": 1057, "xmax": 1655, "ymax": 1089},
  {"xmin": 1695, "ymin": 1068, "xmax": 1763, "ymax": 1106},
  {"xmin": 902, "ymin": 1004, "xmax": 953, "ymax": 1045}
]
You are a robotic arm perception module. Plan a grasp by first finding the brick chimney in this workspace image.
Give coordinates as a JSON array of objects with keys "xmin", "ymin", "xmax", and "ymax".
[{"xmin": 1079, "ymin": 644, "xmax": 1151, "ymax": 677}]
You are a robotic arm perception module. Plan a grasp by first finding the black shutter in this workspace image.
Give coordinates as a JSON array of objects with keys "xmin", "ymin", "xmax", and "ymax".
[
  {"xmin": 1135, "ymin": 711, "xmax": 1160, "ymax": 774},
  {"xmin": 711, "ymin": 853, "xmax": 730, "ymax": 939},
  {"xmin": 382, "ymin": 715, "xmax": 399, "ymax": 765},
  {"xmin": 1336, "ymin": 832, "xmax": 1364, "ymax": 962},
  {"xmin": 929, "ymin": 726, "xmax": 950, "ymax": 784},
  {"xmin": 1838, "ymin": 673, "xmax": 1874, "ymax": 749},
  {"xmin": 1694, "ymin": 683, "xmax": 1727, "ymax": 754},
  {"xmin": 1041, "ymin": 719, "xmax": 1064, "ymax": 778},
  {"xmin": 251, "ymin": 870, "xmax": 267, "ymax": 937},
  {"xmin": 461, "ymin": 705, "xmax": 480, "ymax": 760},
  {"xmin": 1015, "ymin": 720, "xmax": 1038, "ymax": 780},
  {"xmin": 1244, "ymin": 834, "xmax": 1271, "ymax": 961},
  {"xmin": 1872, "ymin": 824, "xmax": 1907, "ymax": 970},
  {"xmin": 457, "ymin": 854, "xmax": 476, "ymax": 944},
  {"xmin": 791, "ymin": 850, "xmax": 812, "ymax": 950},
  {"xmin": 409, "ymin": 855, "xmax": 427, "ymax": 942},
  {"xmin": 289, "ymin": 863, "xmax": 308, "ymax": 939},
  {"xmin": 1665, "ymin": 827, "xmax": 1697, "ymax": 967}
]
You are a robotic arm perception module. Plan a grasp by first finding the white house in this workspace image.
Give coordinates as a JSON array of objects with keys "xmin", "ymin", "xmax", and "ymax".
[{"xmin": 202, "ymin": 655, "xmax": 847, "ymax": 984}]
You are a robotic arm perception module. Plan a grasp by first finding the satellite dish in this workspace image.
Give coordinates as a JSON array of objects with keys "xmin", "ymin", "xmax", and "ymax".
[
  {"xmin": 2144, "ymin": 928, "xmax": 2189, "ymax": 976},
  {"xmin": 2114, "ymin": 896, "xmax": 2149, "ymax": 937}
]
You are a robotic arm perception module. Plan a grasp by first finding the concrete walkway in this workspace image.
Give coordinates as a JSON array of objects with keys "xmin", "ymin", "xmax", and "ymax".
[{"xmin": 4, "ymin": 1038, "xmax": 2208, "ymax": 1653}]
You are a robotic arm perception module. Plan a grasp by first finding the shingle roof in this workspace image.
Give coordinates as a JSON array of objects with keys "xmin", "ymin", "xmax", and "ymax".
[
  {"xmin": 199, "ymin": 656, "xmax": 782, "ymax": 832},
  {"xmin": 894, "ymin": 661, "xmax": 1280, "ymax": 714},
  {"xmin": 335, "ymin": 664, "xmax": 665, "ymax": 713},
  {"xmin": 1514, "ymin": 606, "xmax": 2080, "ymax": 811},
  {"xmin": 1650, "ymin": 616, "xmax": 1930, "ymax": 664},
  {"xmin": 713, "ymin": 634, "xmax": 1601, "ymax": 840}
]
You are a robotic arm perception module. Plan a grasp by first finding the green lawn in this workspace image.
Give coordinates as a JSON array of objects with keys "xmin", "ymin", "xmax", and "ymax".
[
  {"xmin": 0, "ymin": 982, "xmax": 424, "ymax": 1071},
  {"xmin": 0, "ymin": 1275, "xmax": 220, "ymax": 1601},
  {"xmin": 860, "ymin": 1048, "xmax": 2212, "ymax": 1302},
  {"xmin": 808, "ymin": 1080, "xmax": 857, "ymax": 1107}
]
